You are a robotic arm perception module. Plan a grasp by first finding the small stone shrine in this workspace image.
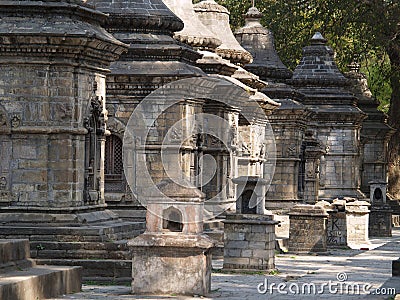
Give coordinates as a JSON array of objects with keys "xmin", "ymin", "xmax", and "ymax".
[
  {"xmin": 223, "ymin": 175, "xmax": 278, "ymax": 271},
  {"xmin": 369, "ymin": 180, "xmax": 392, "ymax": 237},
  {"xmin": 128, "ymin": 179, "xmax": 214, "ymax": 296}
]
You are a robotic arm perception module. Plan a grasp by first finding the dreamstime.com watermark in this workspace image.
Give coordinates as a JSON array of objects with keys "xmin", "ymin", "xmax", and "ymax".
[{"xmin": 257, "ymin": 272, "xmax": 397, "ymax": 296}]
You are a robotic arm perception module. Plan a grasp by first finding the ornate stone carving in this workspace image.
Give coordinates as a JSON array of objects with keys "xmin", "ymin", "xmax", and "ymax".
[
  {"xmin": 0, "ymin": 177, "xmax": 6, "ymax": 190},
  {"xmin": 11, "ymin": 115, "xmax": 21, "ymax": 128}
]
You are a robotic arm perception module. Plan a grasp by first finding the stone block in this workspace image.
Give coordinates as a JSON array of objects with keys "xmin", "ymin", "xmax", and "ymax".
[
  {"xmin": 223, "ymin": 214, "xmax": 278, "ymax": 271},
  {"xmin": 393, "ymin": 259, "xmax": 400, "ymax": 277}
]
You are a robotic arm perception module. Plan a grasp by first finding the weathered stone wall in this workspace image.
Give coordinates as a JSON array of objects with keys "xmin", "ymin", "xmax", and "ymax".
[
  {"xmin": 315, "ymin": 126, "xmax": 362, "ymax": 199},
  {"xmin": 0, "ymin": 66, "xmax": 97, "ymax": 207},
  {"xmin": 267, "ymin": 123, "xmax": 303, "ymax": 207}
]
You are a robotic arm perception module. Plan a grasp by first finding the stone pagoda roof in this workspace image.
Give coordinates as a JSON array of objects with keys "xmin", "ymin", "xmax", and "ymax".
[
  {"xmin": 194, "ymin": 0, "xmax": 253, "ymax": 66},
  {"xmin": 289, "ymin": 33, "xmax": 366, "ymax": 122},
  {"xmin": 346, "ymin": 65, "xmax": 395, "ymax": 138},
  {"xmin": 235, "ymin": 6, "xmax": 292, "ymax": 82},
  {"xmin": 291, "ymin": 32, "xmax": 348, "ymax": 86},
  {"xmin": 87, "ymin": 0, "xmax": 205, "ymax": 77},
  {"xmin": 163, "ymin": 0, "xmax": 222, "ymax": 50},
  {"xmin": 0, "ymin": 0, "xmax": 127, "ymax": 68}
]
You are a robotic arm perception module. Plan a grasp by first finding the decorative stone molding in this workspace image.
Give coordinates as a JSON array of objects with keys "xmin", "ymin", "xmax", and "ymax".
[{"xmin": 194, "ymin": 0, "xmax": 253, "ymax": 65}]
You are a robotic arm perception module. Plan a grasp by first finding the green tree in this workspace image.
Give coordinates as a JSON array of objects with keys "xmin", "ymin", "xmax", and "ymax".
[{"xmin": 208, "ymin": 0, "xmax": 400, "ymax": 197}]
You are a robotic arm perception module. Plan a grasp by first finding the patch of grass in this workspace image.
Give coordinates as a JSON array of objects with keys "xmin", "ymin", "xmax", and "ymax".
[
  {"xmin": 36, "ymin": 244, "xmax": 45, "ymax": 251},
  {"xmin": 83, "ymin": 280, "xmax": 129, "ymax": 286},
  {"xmin": 212, "ymin": 268, "xmax": 266, "ymax": 275},
  {"xmin": 269, "ymin": 269, "xmax": 280, "ymax": 275},
  {"xmin": 290, "ymin": 256, "xmax": 297, "ymax": 259}
]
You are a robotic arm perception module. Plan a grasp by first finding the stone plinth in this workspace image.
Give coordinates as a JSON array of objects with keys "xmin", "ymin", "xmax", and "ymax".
[
  {"xmin": 346, "ymin": 200, "xmax": 370, "ymax": 247},
  {"xmin": 369, "ymin": 206, "xmax": 392, "ymax": 237},
  {"xmin": 316, "ymin": 200, "xmax": 347, "ymax": 247},
  {"xmin": 288, "ymin": 205, "xmax": 328, "ymax": 253},
  {"xmin": 393, "ymin": 259, "xmax": 400, "ymax": 276},
  {"xmin": 222, "ymin": 214, "xmax": 279, "ymax": 271},
  {"xmin": 128, "ymin": 179, "xmax": 215, "ymax": 296},
  {"xmin": 128, "ymin": 233, "xmax": 214, "ymax": 296}
]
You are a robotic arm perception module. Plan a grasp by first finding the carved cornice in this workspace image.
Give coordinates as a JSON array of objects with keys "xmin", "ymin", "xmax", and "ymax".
[{"xmin": 0, "ymin": 1, "xmax": 127, "ymax": 67}]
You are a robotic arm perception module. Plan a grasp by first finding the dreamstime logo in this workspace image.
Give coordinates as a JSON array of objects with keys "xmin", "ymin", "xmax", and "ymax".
[
  {"xmin": 257, "ymin": 272, "xmax": 396, "ymax": 296},
  {"xmin": 122, "ymin": 77, "xmax": 276, "ymax": 223}
]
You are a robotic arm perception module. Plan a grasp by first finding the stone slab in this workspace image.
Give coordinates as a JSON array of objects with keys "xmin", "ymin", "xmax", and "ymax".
[{"xmin": 0, "ymin": 265, "xmax": 82, "ymax": 300}]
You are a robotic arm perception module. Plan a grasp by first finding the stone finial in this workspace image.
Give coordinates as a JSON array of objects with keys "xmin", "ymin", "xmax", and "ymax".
[
  {"xmin": 310, "ymin": 32, "xmax": 328, "ymax": 45},
  {"xmin": 291, "ymin": 32, "xmax": 348, "ymax": 86},
  {"xmin": 163, "ymin": 0, "xmax": 222, "ymax": 50},
  {"xmin": 235, "ymin": 6, "xmax": 292, "ymax": 81},
  {"xmin": 194, "ymin": 0, "xmax": 253, "ymax": 65}
]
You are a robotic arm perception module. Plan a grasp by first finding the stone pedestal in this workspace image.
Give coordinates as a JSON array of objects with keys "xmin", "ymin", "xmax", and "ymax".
[
  {"xmin": 346, "ymin": 200, "xmax": 370, "ymax": 248},
  {"xmin": 316, "ymin": 200, "xmax": 347, "ymax": 247},
  {"xmin": 129, "ymin": 234, "xmax": 213, "ymax": 295},
  {"xmin": 369, "ymin": 206, "xmax": 393, "ymax": 237},
  {"xmin": 369, "ymin": 180, "xmax": 392, "ymax": 237},
  {"xmin": 128, "ymin": 179, "xmax": 214, "ymax": 296},
  {"xmin": 222, "ymin": 214, "xmax": 278, "ymax": 271},
  {"xmin": 288, "ymin": 205, "xmax": 328, "ymax": 253},
  {"xmin": 393, "ymin": 259, "xmax": 400, "ymax": 276}
]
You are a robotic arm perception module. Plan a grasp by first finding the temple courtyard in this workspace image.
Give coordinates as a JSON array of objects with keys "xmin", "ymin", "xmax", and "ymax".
[{"xmin": 53, "ymin": 228, "xmax": 400, "ymax": 300}]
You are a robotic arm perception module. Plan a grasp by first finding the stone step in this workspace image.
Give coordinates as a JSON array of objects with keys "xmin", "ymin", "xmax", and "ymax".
[
  {"xmin": 0, "ymin": 239, "xmax": 35, "ymax": 274},
  {"xmin": 0, "ymin": 221, "xmax": 145, "ymax": 280},
  {"xmin": 36, "ymin": 259, "xmax": 131, "ymax": 283},
  {"xmin": 0, "ymin": 222, "xmax": 145, "ymax": 242},
  {"xmin": 111, "ymin": 209, "xmax": 146, "ymax": 222},
  {"xmin": 32, "ymin": 249, "xmax": 129, "ymax": 260},
  {"xmin": 0, "ymin": 265, "xmax": 81, "ymax": 300}
]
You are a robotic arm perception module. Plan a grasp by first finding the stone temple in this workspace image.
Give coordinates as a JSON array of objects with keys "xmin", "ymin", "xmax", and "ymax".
[{"xmin": 0, "ymin": 0, "xmax": 398, "ymax": 298}]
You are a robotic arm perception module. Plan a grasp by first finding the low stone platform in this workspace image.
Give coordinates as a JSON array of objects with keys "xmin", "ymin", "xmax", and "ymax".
[
  {"xmin": 0, "ymin": 219, "xmax": 145, "ymax": 282},
  {"xmin": 0, "ymin": 239, "xmax": 81, "ymax": 300}
]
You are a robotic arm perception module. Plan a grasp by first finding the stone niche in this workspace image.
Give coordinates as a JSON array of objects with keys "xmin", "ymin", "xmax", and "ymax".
[
  {"xmin": 232, "ymin": 176, "xmax": 268, "ymax": 214},
  {"xmin": 128, "ymin": 179, "xmax": 214, "ymax": 296},
  {"xmin": 369, "ymin": 180, "xmax": 392, "ymax": 237},
  {"xmin": 288, "ymin": 204, "xmax": 328, "ymax": 253}
]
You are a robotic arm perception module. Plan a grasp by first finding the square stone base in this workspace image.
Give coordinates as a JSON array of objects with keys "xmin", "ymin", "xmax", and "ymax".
[
  {"xmin": 222, "ymin": 214, "xmax": 278, "ymax": 271},
  {"xmin": 369, "ymin": 208, "xmax": 392, "ymax": 237},
  {"xmin": 128, "ymin": 233, "xmax": 214, "ymax": 296}
]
